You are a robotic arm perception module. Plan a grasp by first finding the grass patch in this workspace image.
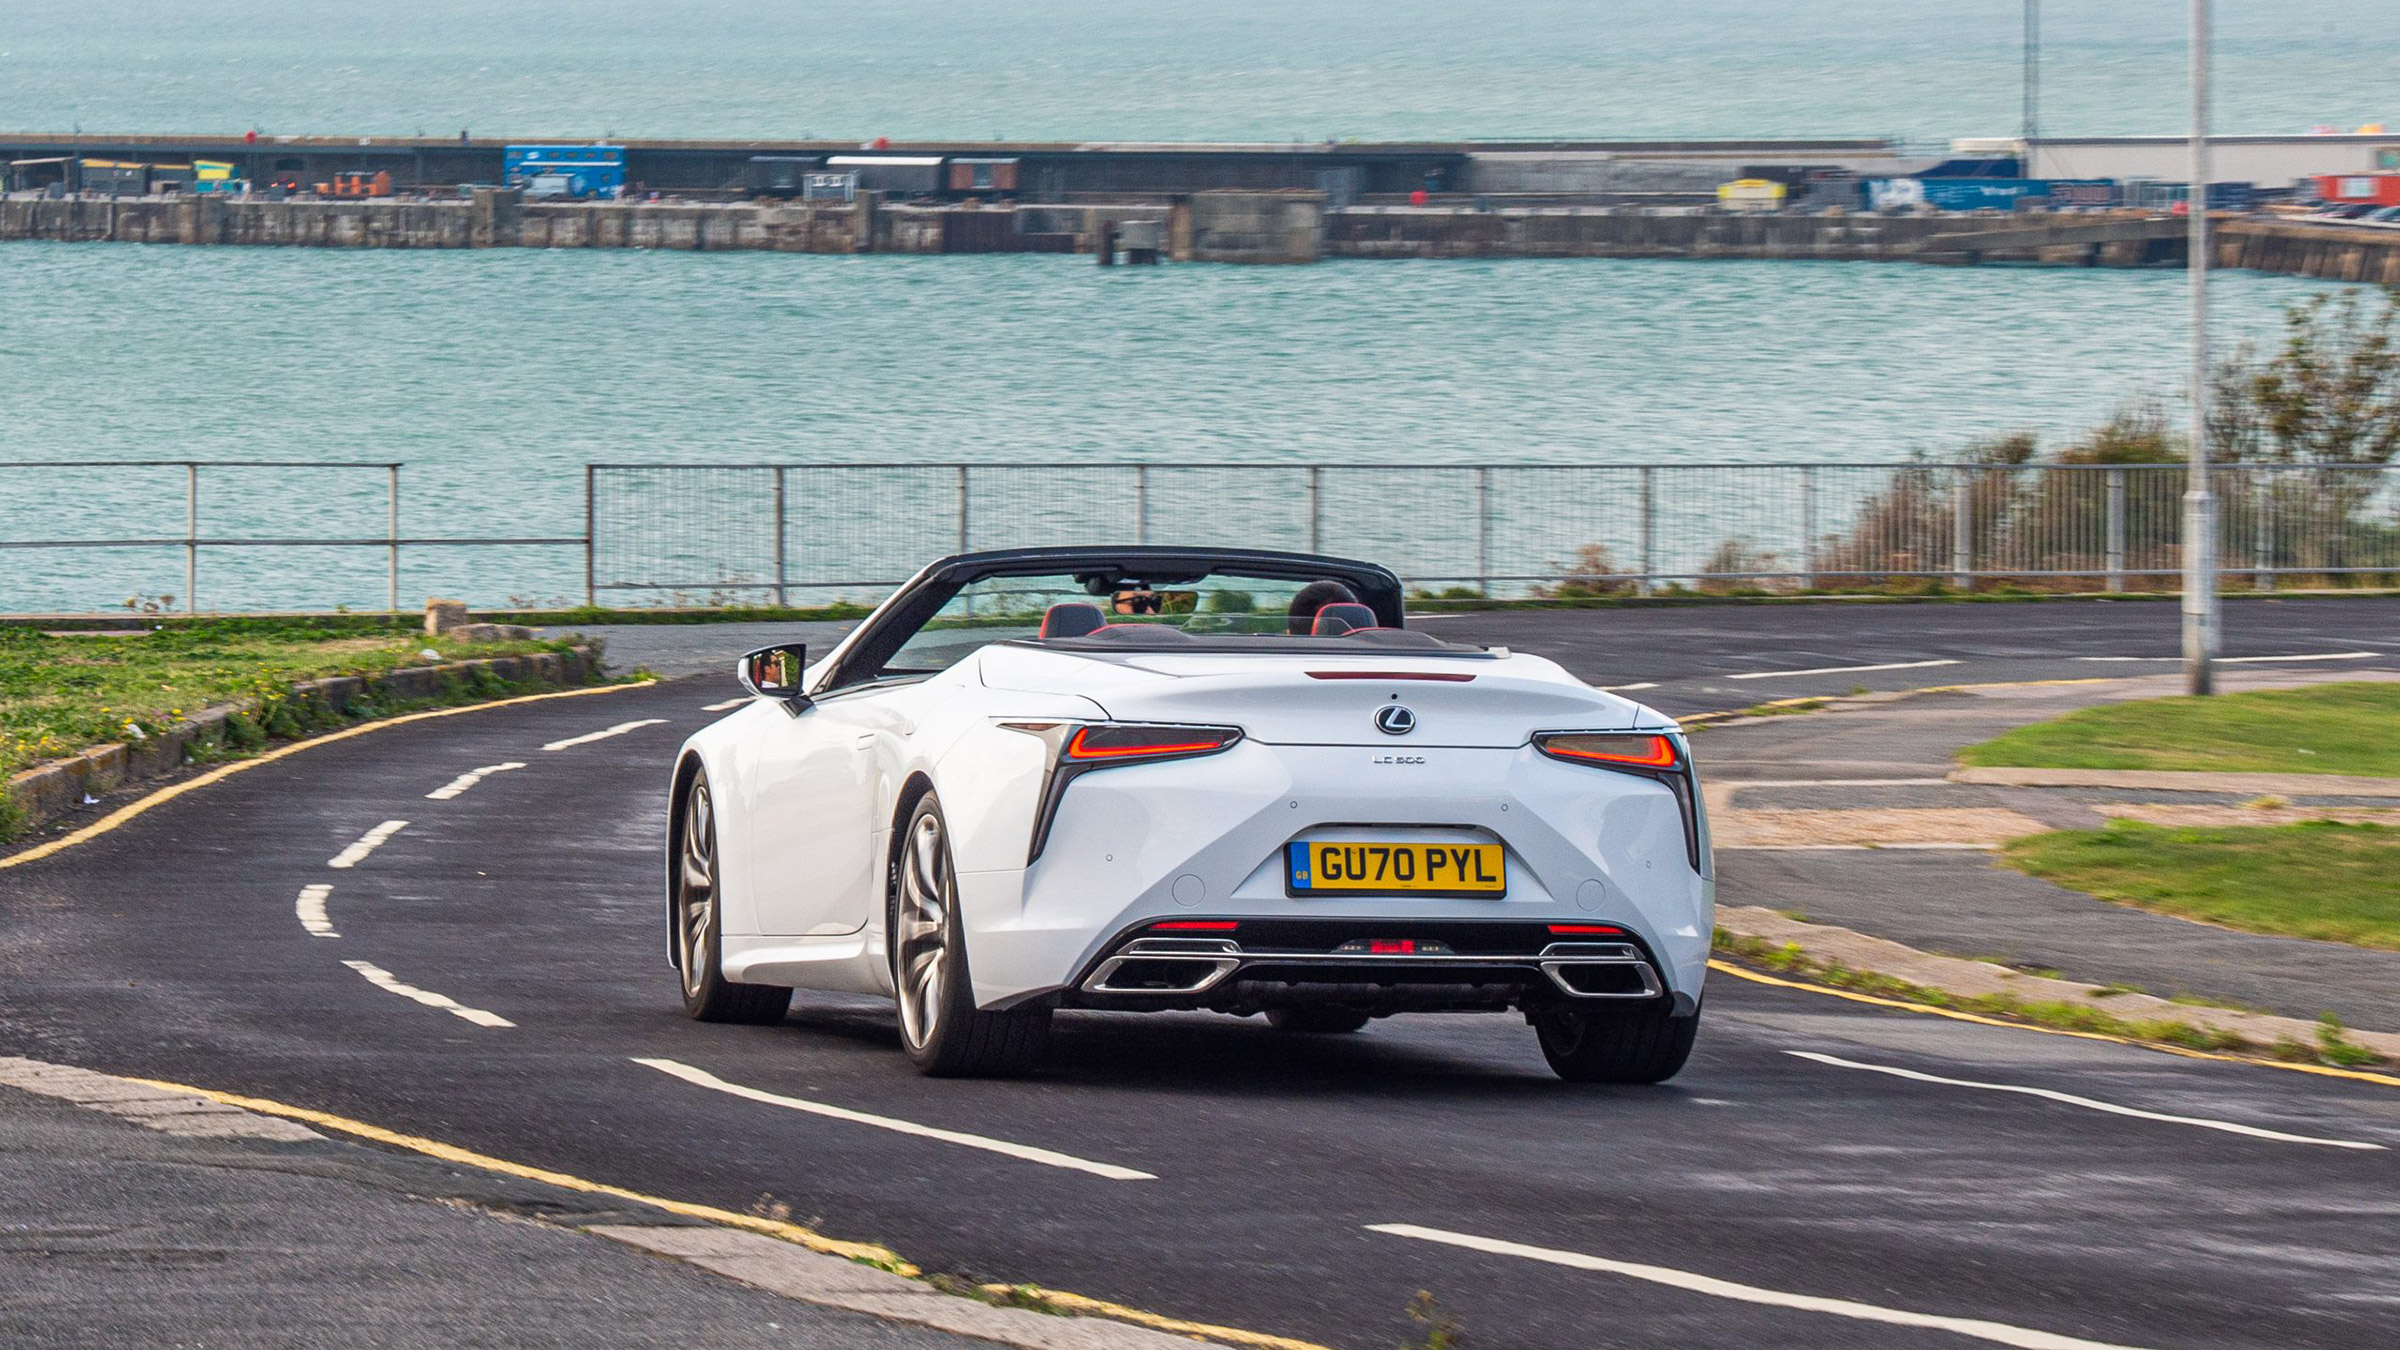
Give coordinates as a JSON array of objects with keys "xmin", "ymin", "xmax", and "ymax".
[
  {"xmin": 0, "ymin": 617, "xmax": 579, "ymax": 779},
  {"xmin": 2004, "ymin": 819, "xmax": 2400, "ymax": 951},
  {"xmin": 1960, "ymin": 682, "xmax": 2400, "ymax": 778}
]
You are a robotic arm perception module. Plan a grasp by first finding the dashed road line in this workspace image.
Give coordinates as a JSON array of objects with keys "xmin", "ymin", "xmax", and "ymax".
[
  {"xmin": 702, "ymin": 697, "xmax": 749, "ymax": 712},
  {"xmin": 1788, "ymin": 1051, "xmax": 2383, "ymax": 1150},
  {"xmin": 1599, "ymin": 682, "xmax": 1658, "ymax": 692},
  {"xmin": 0, "ymin": 682, "xmax": 653, "ymax": 872},
  {"xmin": 327, "ymin": 820, "xmax": 407, "ymax": 870},
  {"xmin": 342, "ymin": 960, "xmax": 514, "ymax": 1027},
  {"xmin": 543, "ymin": 718, "xmax": 669, "ymax": 752},
  {"xmin": 1727, "ymin": 658, "xmax": 1960, "ymax": 681},
  {"xmin": 295, "ymin": 883, "xmax": 337, "ymax": 938},
  {"xmin": 426, "ymin": 761, "xmax": 526, "ymax": 800},
  {"xmin": 1366, "ymin": 1224, "xmax": 2155, "ymax": 1350},
  {"xmin": 634, "ymin": 1057, "xmax": 1156, "ymax": 1181}
]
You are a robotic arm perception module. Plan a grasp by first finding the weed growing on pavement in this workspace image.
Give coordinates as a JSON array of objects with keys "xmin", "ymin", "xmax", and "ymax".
[
  {"xmin": 2318, "ymin": 1014, "xmax": 2378, "ymax": 1068},
  {"xmin": 1401, "ymin": 1290, "xmax": 1465, "ymax": 1350}
]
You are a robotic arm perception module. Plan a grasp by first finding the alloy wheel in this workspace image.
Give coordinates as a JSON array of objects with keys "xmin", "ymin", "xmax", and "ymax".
[
  {"xmin": 894, "ymin": 809, "xmax": 951, "ymax": 1050},
  {"xmin": 677, "ymin": 780, "xmax": 716, "ymax": 999}
]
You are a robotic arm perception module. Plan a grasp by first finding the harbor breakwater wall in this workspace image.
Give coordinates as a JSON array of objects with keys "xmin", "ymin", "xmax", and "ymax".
[{"xmin": 6, "ymin": 189, "xmax": 2395, "ymax": 280}]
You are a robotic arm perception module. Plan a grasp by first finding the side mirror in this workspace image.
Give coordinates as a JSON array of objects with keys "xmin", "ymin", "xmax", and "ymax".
[{"xmin": 736, "ymin": 643, "xmax": 812, "ymax": 710}]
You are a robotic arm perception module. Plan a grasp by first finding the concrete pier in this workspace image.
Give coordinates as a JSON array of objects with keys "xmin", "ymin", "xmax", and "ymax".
[{"xmin": 6, "ymin": 190, "xmax": 2395, "ymax": 280}]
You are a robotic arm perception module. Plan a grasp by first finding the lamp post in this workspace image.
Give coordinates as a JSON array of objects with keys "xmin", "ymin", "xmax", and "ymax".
[{"xmin": 2183, "ymin": 0, "xmax": 2217, "ymax": 695}]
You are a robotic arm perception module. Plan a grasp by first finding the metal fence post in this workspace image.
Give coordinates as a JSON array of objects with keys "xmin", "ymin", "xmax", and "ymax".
[
  {"xmin": 1475, "ymin": 466, "xmax": 1492, "ymax": 595},
  {"xmin": 956, "ymin": 465, "xmax": 970, "ymax": 553},
  {"xmin": 1950, "ymin": 467, "xmax": 1973, "ymax": 590},
  {"xmin": 1308, "ymin": 466, "xmax": 1322, "ymax": 553},
  {"xmin": 773, "ymin": 466, "xmax": 789, "ymax": 607},
  {"xmin": 1135, "ymin": 465, "xmax": 1149, "ymax": 545},
  {"xmin": 2105, "ymin": 468, "xmax": 2126, "ymax": 593},
  {"xmin": 583, "ymin": 465, "xmax": 597, "ymax": 608},
  {"xmin": 1638, "ymin": 466, "xmax": 1655, "ymax": 594},
  {"xmin": 386, "ymin": 464, "xmax": 400, "ymax": 613},
  {"xmin": 1799, "ymin": 467, "xmax": 1817, "ymax": 590},
  {"xmin": 2252, "ymin": 469, "xmax": 2272, "ymax": 591},
  {"xmin": 184, "ymin": 463, "xmax": 198, "ymax": 614}
]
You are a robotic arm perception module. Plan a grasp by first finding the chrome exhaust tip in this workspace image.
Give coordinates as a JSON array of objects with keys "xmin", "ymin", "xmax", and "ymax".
[
  {"xmin": 1083, "ymin": 938, "xmax": 1241, "ymax": 995},
  {"xmin": 1537, "ymin": 941, "xmax": 1665, "ymax": 999}
]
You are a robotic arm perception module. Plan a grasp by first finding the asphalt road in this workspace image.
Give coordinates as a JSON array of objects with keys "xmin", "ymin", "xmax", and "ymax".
[
  {"xmin": 6, "ymin": 616, "xmax": 2399, "ymax": 1349},
  {"xmin": 558, "ymin": 594, "xmax": 2400, "ymax": 717}
]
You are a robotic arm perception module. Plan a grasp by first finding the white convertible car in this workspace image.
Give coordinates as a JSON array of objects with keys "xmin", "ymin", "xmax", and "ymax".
[{"xmin": 667, "ymin": 547, "xmax": 1711, "ymax": 1081}]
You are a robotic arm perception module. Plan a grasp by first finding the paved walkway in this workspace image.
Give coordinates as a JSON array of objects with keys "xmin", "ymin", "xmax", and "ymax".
[
  {"xmin": 0, "ymin": 1071, "xmax": 993, "ymax": 1350},
  {"xmin": 1700, "ymin": 670, "xmax": 2400, "ymax": 1033}
]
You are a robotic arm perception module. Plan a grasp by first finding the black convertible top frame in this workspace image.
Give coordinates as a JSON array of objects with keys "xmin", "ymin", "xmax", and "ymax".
[{"xmin": 814, "ymin": 546, "xmax": 1407, "ymax": 693}]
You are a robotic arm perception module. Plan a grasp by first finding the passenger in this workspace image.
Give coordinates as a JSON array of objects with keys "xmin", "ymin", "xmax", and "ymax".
[{"xmin": 1286, "ymin": 580, "xmax": 1359, "ymax": 635}]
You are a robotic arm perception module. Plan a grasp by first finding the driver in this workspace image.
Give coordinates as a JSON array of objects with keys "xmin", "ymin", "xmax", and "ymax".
[{"xmin": 1286, "ymin": 579, "xmax": 1359, "ymax": 635}]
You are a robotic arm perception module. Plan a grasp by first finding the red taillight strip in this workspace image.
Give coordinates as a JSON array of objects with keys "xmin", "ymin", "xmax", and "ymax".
[
  {"xmin": 1304, "ymin": 671, "xmax": 1476, "ymax": 682},
  {"xmin": 1065, "ymin": 728, "xmax": 1231, "ymax": 760},
  {"xmin": 1152, "ymin": 920, "xmax": 1239, "ymax": 931},
  {"xmin": 1542, "ymin": 734, "xmax": 1679, "ymax": 769},
  {"xmin": 1548, "ymin": 924, "xmax": 1626, "ymax": 935}
]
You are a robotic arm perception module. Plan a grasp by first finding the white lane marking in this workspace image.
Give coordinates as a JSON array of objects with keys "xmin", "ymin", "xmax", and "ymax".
[
  {"xmin": 1727, "ymin": 658, "xmax": 1960, "ymax": 681},
  {"xmin": 634, "ymin": 1057, "xmax": 1155, "ymax": 1181},
  {"xmin": 702, "ymin": 697, "xmax": 749, "ymax": 712},
  {"xmin": 2077, "ymin": 651, "xmax": 2380, "ymax": 664},
  {"xmin": 1788, "ymin": 1051, "xmax": 2384, "ymax": 1150},
  {"xmin": 327, "ymin": 820, "xmax": 408, "ymax": 870},
  {"xmin": 543, "ymin": 718, "xmax": 669, "ymax": 752},
  {"xmin": 342, "ymin": 960, "xmax": 514, "ymax": 1028},
  {"xmin": 1599, "ymin": 682, "xmax": 1658, "ymax": 691},
  {"xmin": 1367, "ymin": 1224, "xmax": 2156, "ymax": 1350},
  {"xmin": 295, "ymin": 883, "xmax": 337, "ymax": 938},
  {"xmin": 425, "ymin": 761, "xmax": 526, "ymax": 800}
]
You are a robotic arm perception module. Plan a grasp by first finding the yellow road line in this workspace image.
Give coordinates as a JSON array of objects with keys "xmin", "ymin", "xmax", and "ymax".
[
  {"xmin": 1709, "ymin": 960, "xmax": 2400, "ymax": 1090},
  {"xmin": 123, "ymin": 1073, "xmax": 908, "ymax": 1267},
  {"xmin": 125, "ymin": 1072, "xmax": 1339, "ymax": 1350},
  {"xmin": 980, "ymin": 1286, "xmax": 1340, "ymax": 1350},
  {"xmin": 3, "ymin": 681, "xmax": 653, "ymax": 870}
]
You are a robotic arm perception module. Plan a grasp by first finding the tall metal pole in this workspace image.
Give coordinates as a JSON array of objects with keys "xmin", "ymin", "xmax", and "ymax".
[
  {"xmin": 2021, "ymin": 0, "xmax": 2040, "ymax": 144},
  {"xmin": 2182, "ymin": 0, "xmax": 2217, "ymax": 695}
]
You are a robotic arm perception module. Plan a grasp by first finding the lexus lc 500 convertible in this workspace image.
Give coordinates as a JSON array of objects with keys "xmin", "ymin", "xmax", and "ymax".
[{"xmin": 666, "ymin": 546, "xmax": 1711, "ymax": 1081}]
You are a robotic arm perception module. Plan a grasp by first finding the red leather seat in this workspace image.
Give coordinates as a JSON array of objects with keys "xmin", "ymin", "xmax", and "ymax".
[
  {"xmin": 1040, "ymin": 603, "xmax": 1107, "ymax": 639},
  {"xmin": 1310, "ymin": 603, "xmax": 1379, "ymax": 636}
]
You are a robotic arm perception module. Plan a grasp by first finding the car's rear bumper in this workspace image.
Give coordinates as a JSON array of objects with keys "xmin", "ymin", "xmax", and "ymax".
[
  {"xmin": 952, "ymin": 738, "xmax": 1713, "ymax": 1011},
  {"xmin": 1062, "ymin": 917, "xmax": 1688, "ymax": 1017}
]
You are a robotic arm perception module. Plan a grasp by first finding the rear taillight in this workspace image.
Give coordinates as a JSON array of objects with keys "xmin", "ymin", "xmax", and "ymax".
[
  {"xmin": 1066, "ymin": 724, "xmax": 1242, "ymax": 761},
  {"xmin": 1002, "ymin": 721, "xmax": 1244, "ymax": 863},
  {"xmin": 1534, "ymin": 732, "xmax": 1680, "ymax": 771}
]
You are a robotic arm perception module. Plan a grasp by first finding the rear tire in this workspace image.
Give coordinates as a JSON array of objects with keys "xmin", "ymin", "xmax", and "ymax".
[
  {"xmin": 891, "ymin": 793, "xmax": 1050, "ymax": 1077},
  {"xmin": 1536, "ymin": 1002, "xmax": 1697, "ymax": 1084},
  {"xmin": 1266, "ymin": 1007, "xmax": 1371, "ymax": 1034},
  {"xmin": 674, "ymin": 769, "xmax": 793, "ymax": 1025}
]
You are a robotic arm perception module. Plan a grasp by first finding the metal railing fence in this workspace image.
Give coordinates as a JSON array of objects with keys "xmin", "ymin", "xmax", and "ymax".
[
  {"xmin": 6, "ymin": 460, "xmax": 2396, "ymax": 614},
  {"xmin": 591, "ymin": 461, "xmax": 2400, "ymax": 604}
]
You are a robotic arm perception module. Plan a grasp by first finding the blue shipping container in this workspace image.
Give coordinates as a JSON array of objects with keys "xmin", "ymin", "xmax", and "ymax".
[{"xmin": 504, "ymin": 144, "xmax": 627, "ymax": 200}]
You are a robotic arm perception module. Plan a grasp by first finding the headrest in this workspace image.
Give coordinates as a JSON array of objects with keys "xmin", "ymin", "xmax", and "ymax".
[
  {"xmin": 1311, "ymin": 602, "xmax": 1379, "ymax": 636},
  {"xmin": 1039, "ymin": 603, "xmax": 1107, "ymax": 640}
]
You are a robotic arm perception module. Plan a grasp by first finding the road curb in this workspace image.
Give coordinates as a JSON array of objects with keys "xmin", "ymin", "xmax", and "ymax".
[
  {"xmin": 4, "ymin": 645, "xmax": 601, "ymax": 838},
  {"xmin": 1951, "ymin": 766, "xmax": 2400, "ymax": 796},
  {"xmin": 1715, "ymin": 905, "xmax": 2400, "ymax": 1066}
]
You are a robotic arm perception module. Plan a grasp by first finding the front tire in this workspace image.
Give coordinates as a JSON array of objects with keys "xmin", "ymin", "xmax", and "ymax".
[
  {"xmin": 890, "ymin": 793, "xmax": 1049, "ymax": 1077},
  {"xmin": 674, "ymin": 769, "xmax": 792, "ymax": 1025},
  {"xmin": 1536, "ymin": 1002, "xmax": 1698, "ymax": 1084}
]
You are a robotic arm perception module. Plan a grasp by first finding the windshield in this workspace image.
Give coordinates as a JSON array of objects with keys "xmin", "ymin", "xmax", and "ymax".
[{"xmin": 882, "ymin": 572, "xmax": 1331, "ymax": 675}]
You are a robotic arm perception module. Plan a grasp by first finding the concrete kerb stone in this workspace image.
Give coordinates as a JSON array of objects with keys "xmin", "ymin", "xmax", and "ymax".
[
  {"xmin": 590, "ymin": 1225, "xmax": 1211, "ymax": 1350},
  {"xmin": 1715, "ymin": 905, "xmax": 2400, "ymax": 1063},
  {"xmin": 4, "ymin": 644, "xmax": 600, "ymax": 836}
]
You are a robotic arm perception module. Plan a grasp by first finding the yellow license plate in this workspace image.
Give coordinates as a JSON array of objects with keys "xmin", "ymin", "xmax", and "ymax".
[{"xmin": 1286, "ymin": 841, "xmax": 1506, "ymax": 896}]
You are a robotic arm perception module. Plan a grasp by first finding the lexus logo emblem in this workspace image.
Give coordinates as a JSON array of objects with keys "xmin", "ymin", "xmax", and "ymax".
[{"xmin": 1374, "ymin": 704, "xmax": 1418, "ymax": 736}]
